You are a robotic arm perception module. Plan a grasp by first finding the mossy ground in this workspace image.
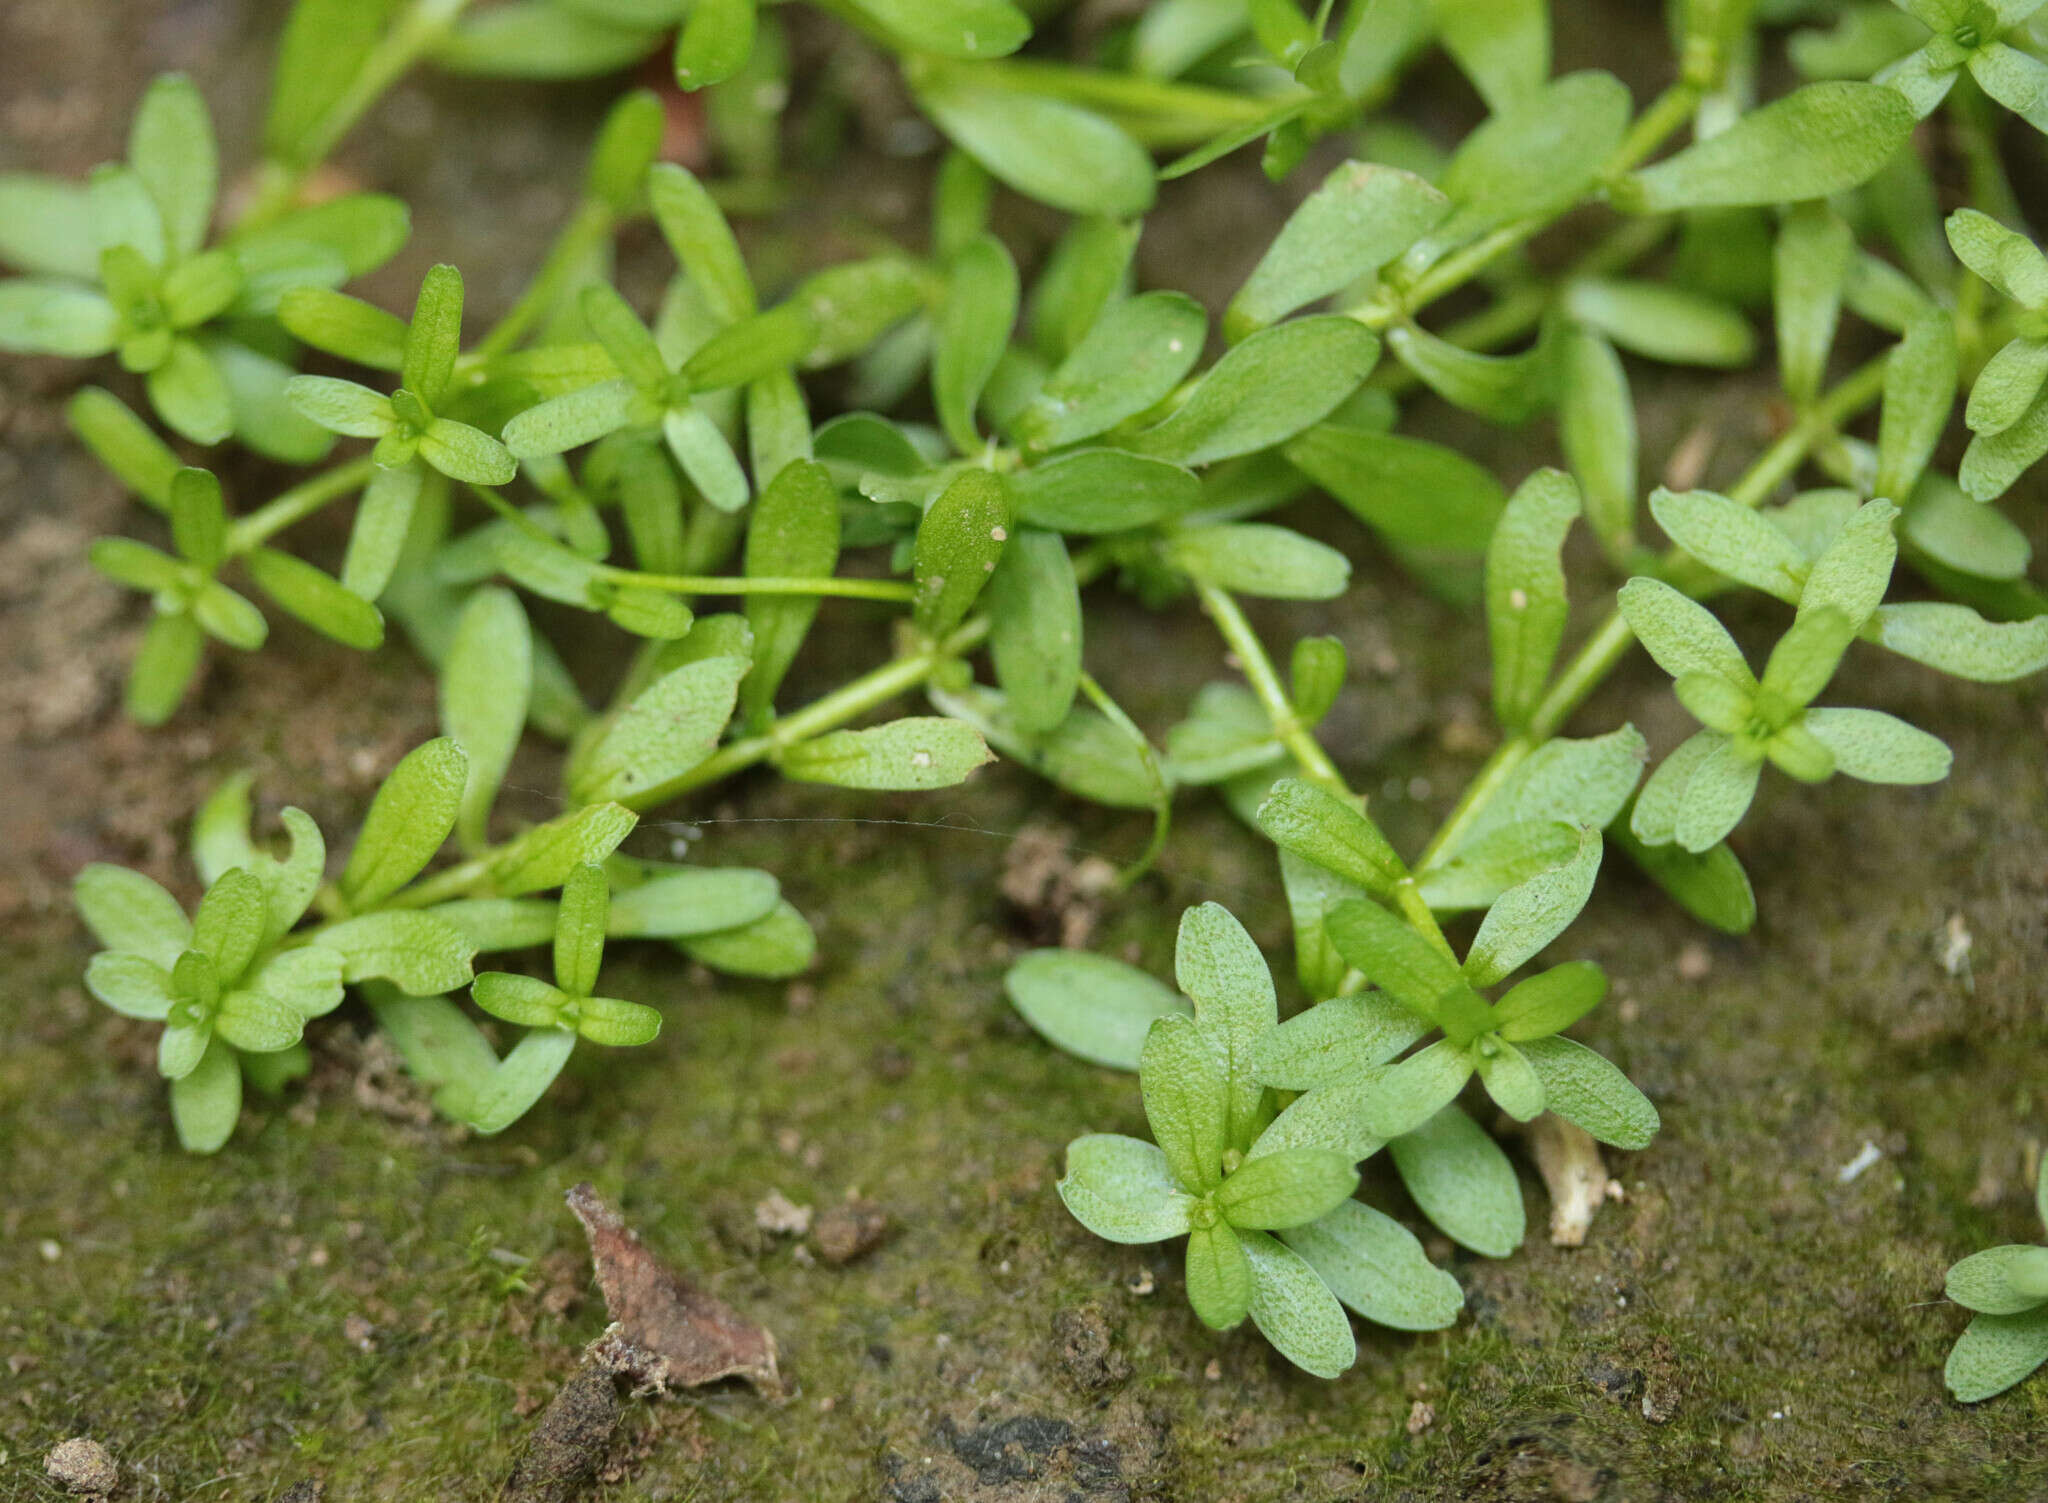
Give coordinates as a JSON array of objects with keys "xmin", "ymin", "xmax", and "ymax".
[{"xmin": 4, "ymin": 4, "xmax": 2048, "ymax": 1499}]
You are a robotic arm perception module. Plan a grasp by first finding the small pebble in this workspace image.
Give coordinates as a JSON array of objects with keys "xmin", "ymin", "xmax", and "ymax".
[{"xmin": 45, "ymin": 1437, "xmax": 117, "ymax": 1496}]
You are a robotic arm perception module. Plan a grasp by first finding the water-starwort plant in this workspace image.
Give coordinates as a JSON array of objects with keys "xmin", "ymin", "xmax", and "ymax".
[
  {"xmin": 1945, "ymin": 1159, "xmax": 2048, "ymax": 1401},
  {"xmin": 18, "ymin": 0, "xmax": 2048, "ymax": 1396}
]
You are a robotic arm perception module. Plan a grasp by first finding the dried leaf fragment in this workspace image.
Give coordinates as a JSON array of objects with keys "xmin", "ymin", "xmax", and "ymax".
[{"xmin": 567, "ymin": 1181, "xmax": 783, "ymax": 1396}]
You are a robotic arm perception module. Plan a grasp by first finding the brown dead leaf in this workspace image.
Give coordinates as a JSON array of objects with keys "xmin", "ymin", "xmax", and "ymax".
[{"xmin": 566, "ymin": 1183, "xmax": 783, "ymax": 1397}]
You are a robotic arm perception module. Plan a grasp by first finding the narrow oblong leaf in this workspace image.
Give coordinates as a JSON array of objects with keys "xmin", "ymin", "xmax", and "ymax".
[
  {"xmin": 1625, "ymin": 82, "xmax": 1915, "ymax": 211},
  {"xmin": 1005, "ymin": 949, "xmax": 1191, "ymax": 1071},
  {"xmin": 932, "ymin": 233, "xmax": 1019, "ymax": 454},
  {"xmin": 1185, "ymin": 1221, "xmax": 1254, "ymax": 1330},
  {"xmin": 319, "ymin": 911, "xmax": 477, "ymax": 995},
  {"xmin": 1175, "ymin": 902, "xmax": 1280, "ymax": 1151},
  {"xmin": 1651, "ymin": 488, "xmax": 1808, "ymax": 603},
  {"xmin": 1281, "ymin": 1199, "xmax": 1463, "ymax": 1332},
  {"xmin": 340, "ymin": 738, "xmax": 469, "ymax": 907},
  {"xmin": 1129, "ymin": 319, "xmax": 1381, "ymax": 468},
  {"xmin": 779, "ymin": 717, "xmax": 993, "ymax": 791},
  {"xmin": 1216, "ymin": 1149, "xmax": 1359, "ymax": 1231},
  {"xmin": 440, "ymin": 586, "xmax": 531, "ymax": 850},
  {"xmin": 1556, "ymin": 325, "xmax": 1637, "ymax": 558},
  {"xmin": 1058, "ymin": 1133, "xmax": 1196, "ymax": 1243},
  {"xmin": 1388, "ymin": 1104, "xmax": 1525, "ymax": 1257},
  {"xmin": 1255, "ymin": 779, "xmax": 1404, "ymax": 898},
  {"xmin": 1240, "ymin": 1229, "xmax": 1357, "ymax": 1379},
  {"xmin": 1486, "ymin": 468, "xmax": 1579, "ymax": 729},
  {"xmin": 1517, "ymin": 1034, "xmax": 1659, "ymax": 1149},
  {"xmin": 569, "ymin": 652, "xmax": 749, "ymax": 804},
  {"xmin": 740, "ymin": 459, "xmax": 839, "ymax": 728},
  {"xmin": 986, "ymin": 528, "xmax": 1081, "ymax": 735},
  {"xmin": 914, "ymin": 67, "xmax": 1156, "ymax": 218},
  {"xmin": 242, "ymin": 547, "xmax": 385, "ymax": 651},
  {"xmin": 913, "ymin": 468, "xmax": 1010, "ymax": 639},
  {"xmin": 1165, "ymin": 523, "xmax": 1351, "ymax": 600},
  {"xmin": 1010, "ymin": 291, "xmax": 1205, "ymax": 452}
]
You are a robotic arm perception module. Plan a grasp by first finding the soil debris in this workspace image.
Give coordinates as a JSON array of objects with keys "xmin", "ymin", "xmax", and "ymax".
[
  {"xmin": 812, "ymin": 1198, "xmax": 889, "ymax": 1265},
  {"xmin": 44, "ymin": 1437, "xmax": 117, "ymax": 1496},
  {"xmin": 567, "ymin": 1182, "xmax": 783, "ymax": 1396},
  {"xmin": 999, "ymin": 822, "xmax": 1117, "ymax": 948},
  {"xmin": 501, "ymin": 1362, "xmax": 622, "ymax": 1503},
  {"xmin": 1050, "ymin": 1303, "xmax": 1129, "ymax": 1394},
  {"xmin": 753, "ymin": 1189, "xmax": 812, "ymax": 1237}
]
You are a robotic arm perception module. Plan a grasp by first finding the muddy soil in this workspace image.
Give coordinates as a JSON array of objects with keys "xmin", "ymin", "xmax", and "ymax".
[{"xmin": 3, "ymin": 3, "xmax": 2047, "ymax": 1499}]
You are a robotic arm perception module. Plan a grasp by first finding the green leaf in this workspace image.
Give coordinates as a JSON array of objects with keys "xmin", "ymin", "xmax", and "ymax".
[
  {"xmin": 1435, "ymin": 0, "xmax": 1548, "ymax": 112},
  {"xmin": 1240, "ymin": 1229, "xmax": 1357, "ymax": 1378},
  {"xmin": 931, "ymin": 684, "xmax": 1159, "ymax": 808},
  {"xmin": 1517, "ymin": 1035, "xmax": 1659, "ymax": 1149},
  {"xmin": 648, "ymin": 163, "xmax": 755, "ymax": 325},
  {"xmin": 1947, "ymin": 1246, "xmax": 2048, "ymax": 1316},
  {"xmin": 487, "ymin": 805, "xmax": 639, "ymax": 897},
  {"xmin": 1871, "ymin": 602, "xmax": 2048, "ymax": 682},
  {"xmin": 318, "ymin": 911, "xmax": 477, "ymax": 995},
  {"xmin": 1965, "ymin": 336, "xmax": 2048, "ymax": 437},
  {"xmin": 1290, "ymin": 637, "xmax": 1345, "ymax": 728},
  {"xmin": 340, "ymin": 738, "xmax": 468, "ymax": 907},
  {"xmin": 1246, "ymin": 1072, "xmax": 1388, "ymax": 1163},
  {"xmin": 192, "ymin": 579, "xmax": 268, "ymax": 651},
  {"xmin": 169, "ymin": 1036, "xmax": 242, "ymax": 1153},
  {"xmin": 1630, "ymin": 729, "xmax": 1721, "ymax": 846},
  {"xmin": 781, "ymin": 717, "xmax": 993, "ymax": 791},
  {"xmin": 1005, "ymin": 949, "xmax": 1190, "ymax": 1071},
  {"xmin": 1961, "ymin": 385, "xmax": 2048, "ymax": 501},
  {"xmin": 502, "ymin": 381, "xmax": 636, "ymax": 459},
  {"xmin": 266, "ymin": 0, "xmax": 397, "ymax": 164},
  {"xmin": 166, "ymin": 468, "xmax": 225, "ymax": 574},
  {"xmin": 1762, "ymin": 605, "xmax": 1858, "ymax": 709},
  {"xmin": 848, "ymin": 0, "xmax": 1031, "ymax": 59},
  {"xmin": 0, "ymin": 278, "xmax": 117, "ymax": 357},
  {"xmin": 1058, "ymin": 1133, "xmax": 1196, "ymax": 1243},
  {"xmin": 1141, "ymin": 1011, "xmax": 1232, "ymax": 1192},
  {"xmin": 191, "ymin": 867, "xmax": 267, "ymax": 983},
  {"xmin": 210, "ymin": 338, "xmax": 334, "ymax": 465},
  {"xmin": 432, "ymin": 4, "xmax": 666, "ymax": 80},
  {"xmin": 1431, "ymin": 72, "xmax": 1632, "ymax": 245},
  {"xmin": 402, "ymin": 264, "xmax": 464, "ymax": 408},
  {"xmin": 1673, "ymin": 734, "xmax": 1763, "ymax": 851},
  {"xmin": 734, "ymin": 458, "xmax": 837, "ymax": 727},
  {"xmin": 76, "ymin": 864, "xmax": 191, "ymax": 969},
  {"xmin": 1476, "ymin": 1038, "xmax": 1546, "ymax": 1121},
  {"xmin": 1387, "ymin": 323, "xmax": 1552, "ymax": 423},
  {"xmin": 1185, "ymin": 1221, "xmax": 1254, "ymax": 1330},
  {"xmin": 661, "ymin": 405, "xmax": 749, "ymax": 513},
  {"xmin": 242, "ymin": 547, "xmax": 385, "ymax": 651},
  {"xmin": 1281, "ymin": 1199, "xmax": 1463, "ymax": 1331},
  {"xmin": 1364, "ymin": 1038, "xmax": 1477, "ymax": 1141},
  {"xmin": 419, "ymin": 418, "xmax": 517, "ymax": 487},
  {"xmin": 1226, "ymin": 162, "xmax": 1448, "ymax": 341},
  {"xmin": 1010, "ymin": 291, "xmax": 1205, "ymax": 451},
  {"xmin": 679, "ymin": 300, "xmax": 817, "ymax": 392},
  {"xmin": 1874, "ymin": 307, "xmax": 1958, "ymax": 504},
  {"xmin": 1008, "ymin": 449, "xmax": 1199, "ymax": 533},
  {"xmin": 126, "ymin": 611, "xmax": 204, "ymax": 725},
  {"xmin": 1027, "ymin": 217, "xmax": 1139, "ymax": 363},
  {"xmin": 1175, "ymin": 902, "xmax": 1280, "ymax": 1151},
  {"xmin": 439, "ymin": 587, "xmax": 531, "ymax": 851},
  {"xmin": 1946, "ymin": 209, "xmax": 2048, "ymax": 309},
  {"xmin": 1968, "ymin": 40, "xmax": 2048, "ymax": 133},
  {"xmin": 1609, "ymin": 820, "xmax": 1757, "ymax": 935},
  {"xmin": 986, "ymin": 529, "xmax": 1082, "ymax": 735},
  {"xmin": 569, "ymin": 651, "xmax": 748, "ymax": 804},
  {"xmin": 914, "ymin": 66, "xmax": 1155, "ymax": 217},
  {"xmin": 1163, "ymin": 683, "xmax": 1281, "ymax": 785},
  {"xmin": 457, "ymin": 1027, "xmax": 579, "ymax": 1135},
  {"xmin": 1650, "ymin": 488, "xmax": 1807, "ymax": 604},
  {"xmin": 1416, "ymin": 821, "xmax": 1583, "ymax": 912},
  {"xmin": 677, "ymin": 898, "xmax": 815, "ymax": 978},
  {"xmin": 1323, "ymin": 898, "xmax": 1466, "ymax": 1024},
  {"xmin": 130, "ymin": 74, "xmax": 217, "ymax": 263},
  {"xmin": 429, "ymin": 897, "xmax": 556, "ymax": 953},
  {"xmin": 932, "ymin": 234, "xmax": 1018, "ymax": 454},
  {"xmin": 571, "ymin": 992, "xmax": 662, "ymax": 1047},
  {"xmin": 606, "ymin": 865, "xmax": 779, "ymax": 939},
  {"xmin": 1251, "ymin": 995, "xmax": 1427, "ymax": 1094},
  {"xmin": 1946, "ymin": 1306, "xmax": 2048, "ymax": 1403},
  {"xmin": 1493, "ymin": 959, "xmax": 1608, "ymax": 1043},
  {"xmin": 287, "ymin": 375, "xmax": 393, "ymax": 438},
  {"xmin": 1255, "ymin": 779, "xmax": 1404, "ymax": 898},
  {"xmin": 1617, "ymin": 577, "xmax": 1752, "ymax": 685},
  {"xmin": 1555, "ymin": 325, "xmax": 1638, "ymax": 558},
  {"xmin": 0, "ymin": 174, "xmax": 99, "ymax": 279},
  {"xmin": 1799, "ymin": 499, "xmax": 1898, "ymax": 629},
  {"xmin": 1802, "ymin": 707, "xmax": 1951, "ymax": 784},
  {"xmin": 89, "ymin": 163, "xmax": 166, "ymax": 265},
  {"xmin": 913, "ymin": 469, "xmax": 1009, "ymax": 639},
  {"xmin": 553, "ymin": 862, "xmax": 609, "ymax": 997},
  {"xmin": 1284, "ymin": 422, "xmax": 1506, "ymax": 553},
  {"xmin": 1219, "ymin": 1148, "xmax": 1359, "ymax": 1231},
  {"xmin": 1485, "ymin": 468, "xmax": 1578, "ymax": 730},
  {"xmin": 1774, "ymin": 202, "xmax": 1855, "ymax": 406},
  {"xmin": 69, "ymin": 387, "xmax": 178, "ymax": 509},
  {"xmin": 235, "ymin": 193, "xmax": 410, "ymax": 282},
  {"xmin": 473, "ymin": 970, "xmax": 570, "ymax": 1029},
  {"xmin": 1625, "ymin": 82, "xmax": 1915, "ymax": 211},
  {"xmin": 1166, "ymin": 523, "xmax": 1352, "ymax": 601},
  {"xmin": 1388, "ymin": 1104, "xmax": 1524, "ymax": 1256},
  {"xmin": 87, "ymin": 952, "xmax": 176, "ymax": 1020},
  {"xmin": 148, "ymin": 337, "xmax": 234, "ymax": 446},
  {"xmin": 1455, "ymin": 727, "xmax": 1648, "ymax": 848},
  {"xmin": 1132, "ymin": 319, "xmax": 1381, "ymax": 467},
  {"xmin": 673, "ymin": 0, "xmax": 753, "ymax": 89},
  {"xmin": 1562, "ymin": 278, "xmax": 1756, "ymax": 368}
]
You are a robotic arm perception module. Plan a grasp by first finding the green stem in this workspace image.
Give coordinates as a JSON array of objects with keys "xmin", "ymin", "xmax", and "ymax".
[
  {"xmin": 617, "ymin": 617, "xmax": 992, "ymax": 811},
  {"xmin": 1192, "ymin": 580, "xmax": 1345, "ymax": 795},
  {"xmin": 599, "ymin": 567, "xmax": 919, "ymax": 603},
  {"xmin": 1075, "ymin": 672, "xmax": 1172, "ymax": 888},
  {"xmin": 227, "ymin": 457, "xmax": 377, "ymax": 554},
  {"xmin": 1414, "ymin": 352, "xmax": 1891, "ymax": 872},
  {"xmin": 241, "ymin": 0, "xmax": 478, "ymax": 226}
]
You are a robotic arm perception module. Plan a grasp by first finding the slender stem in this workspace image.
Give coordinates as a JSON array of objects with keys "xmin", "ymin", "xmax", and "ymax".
[
  {"xmin": 618, "ymin": 618, "xmax": 992, "ymax": 811},
  {"xmin": 240, "ymin": 0, "xmax": 478, "ymax": 226},
  {"xmin": 227, "ymin": 457, "xmax": 377, "ymax": 554},
  {"xmin": 1192, "ymin": 581, "xmax": 1345, "ymax": 795},
  {"xmin": 1414, "ymin": 353, "xmax": 1891, "ymax": 872},
  {"xmin": 600, "ymin": 567, "xmax": 919, "ymax": 602},
  {"xmin": 1076, "ymin": 672, "xmax": 1172, "ymax": 888},
  {"xmin": 1605, "ymin": 82, "xmax": 1701, "ymax": 177}
]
